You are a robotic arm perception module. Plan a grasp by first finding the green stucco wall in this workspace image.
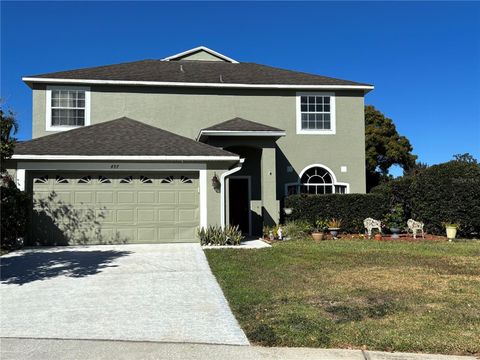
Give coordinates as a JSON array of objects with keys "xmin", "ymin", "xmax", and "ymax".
[{"xmin": 31, "ymin": 85, "xmax": 367, "ymax": 227}]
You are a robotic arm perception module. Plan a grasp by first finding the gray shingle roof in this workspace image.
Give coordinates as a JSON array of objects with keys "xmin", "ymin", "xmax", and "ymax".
[
  {"xmin": 14, "ymin": 117, "xmax": 238, "ymax": 158},
  {"xmin": 202, "ymin": 117, "xmax": 284, "ymax": 132},
  {"xmin": 25, "ymin": 60, "xmax": 371, "ymax": 87}
]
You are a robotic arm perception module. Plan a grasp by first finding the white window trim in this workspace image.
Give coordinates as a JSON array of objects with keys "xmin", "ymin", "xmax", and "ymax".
[
  {"xmin": 296, "ymin": 92, "xmax": 336, "ymax": 135},
  {"xmin": 45, "ymin": 85, "xmax": 91, "ymax": 132},
  {"xmin": 284, "ymin": 163, "xmax": 349, "ymax": 195}
]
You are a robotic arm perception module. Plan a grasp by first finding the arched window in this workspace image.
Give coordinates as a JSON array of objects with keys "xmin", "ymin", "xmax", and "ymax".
[
  {"xmin": 286, "ymin": 165, "xmax": 348, "ymax": 195},
  {"xmin": 300, "ymin": 166, "xmax": 334, "ymax": 194}
]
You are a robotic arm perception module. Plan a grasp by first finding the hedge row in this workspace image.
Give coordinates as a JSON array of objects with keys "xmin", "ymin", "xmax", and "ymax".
[
  {"xmin": 284, "ymin": 193, "xmax": 388, "ymax": 234},
  {"xmin": 285, "ymin": 159, "xmax": 480, "ymax": 237}
]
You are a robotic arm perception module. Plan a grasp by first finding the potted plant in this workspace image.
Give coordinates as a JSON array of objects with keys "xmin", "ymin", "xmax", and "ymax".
[
  {"xmin": 444, "ymin": 222, "xmax": 459, "ymax": 241},
  {"xmin": 327, "ymin": 218, "xmax": 342, "ymax": 239},
  {"xmin": 311, "ymin": 218, "xmax": 328, "ymax": 241},
  {"xmin": 383, "ymin": 205, "xmax": 404, "ymax": 239}
]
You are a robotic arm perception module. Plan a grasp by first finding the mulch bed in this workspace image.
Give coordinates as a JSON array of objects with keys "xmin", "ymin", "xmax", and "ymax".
[{"xmin": 263, "ymin": 233, "xmax": 450, "ymax": 243}]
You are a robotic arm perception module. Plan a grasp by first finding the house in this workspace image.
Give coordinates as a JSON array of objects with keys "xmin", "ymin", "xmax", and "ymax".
[{"xmin": 10, "ymin": 46, "xmax": 373, "ymax": 244}]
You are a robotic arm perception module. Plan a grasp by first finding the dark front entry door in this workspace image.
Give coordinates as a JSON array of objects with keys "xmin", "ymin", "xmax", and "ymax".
[{"xmin": 229, "ymin": 178, "xmax": 250, "ymax": 234}]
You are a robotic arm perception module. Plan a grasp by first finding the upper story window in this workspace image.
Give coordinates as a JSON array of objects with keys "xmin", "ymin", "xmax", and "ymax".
[
  {"xmin": 46, "ymin": 86, "xmax": 90, "ymax": 131},
  {"xmin": 296, "ymin": 92, "xmax": 336, "ymax": 135}
]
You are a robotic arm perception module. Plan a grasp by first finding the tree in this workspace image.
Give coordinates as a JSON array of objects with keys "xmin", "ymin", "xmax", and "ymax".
[
  {"xmin": 403, "ymin": 161, "xmax": 429, "ymax": 177},
  {"xmin": 1, "ymin": 102, "xmax": 19, "ymax": 173},
  {"xmin": 453, "ymin": 153, "xmax": 478, "ymax": 164},
  {"xmin": 0, "ymin": 102, "xmax": 30, "ymax": 249},
  {"xmin": 365, "ymin": 105, "xmax": 417, "ymax": 191}
]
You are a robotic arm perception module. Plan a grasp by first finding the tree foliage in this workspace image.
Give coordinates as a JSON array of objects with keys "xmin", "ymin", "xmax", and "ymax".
[
  {"xmin": 1, "ymin": 175, "xmax": 31, "ymax": 249},
  {"xmin": 1, "ymin": 103, "xmax": 19, "ymax": 172},
  {"xmin": 365, "ymin": 105, "xmax": 417, "ymax": 190}
]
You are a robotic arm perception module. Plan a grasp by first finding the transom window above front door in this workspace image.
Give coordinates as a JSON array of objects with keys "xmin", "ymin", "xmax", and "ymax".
[
  {"xmin": 296, "ymin": 92, "xmax": 336, "ymax": 135},
  {"xmin": 46, "ymin": 86, "xmax": 91, "ymax": 131}
]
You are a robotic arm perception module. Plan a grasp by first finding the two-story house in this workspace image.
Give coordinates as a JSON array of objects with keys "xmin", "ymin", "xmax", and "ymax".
[{"xmin": 11, "ymin": 46, "xmax": 373, "ymax": 244}]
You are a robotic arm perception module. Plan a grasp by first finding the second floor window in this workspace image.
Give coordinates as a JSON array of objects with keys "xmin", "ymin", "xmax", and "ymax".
[
  {"xmin": 300, "ymin": 95, "xmax": 330, "ymax": 130},
  {"xmin": 46, "ymin": 86, "xmax": 90, "ymax": 131},
  {"xmin": 296, "ymin": 92, "xmax": 336, "ymax": 135},
  {"xmin": 51, "ymin": 89, "xmax": 85, "ymax": 126}
]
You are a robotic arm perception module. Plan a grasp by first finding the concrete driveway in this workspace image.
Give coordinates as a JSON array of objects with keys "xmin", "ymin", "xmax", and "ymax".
[{"xmin": 0, "ymin": 244, "xmax": 248, "ymax": 345}]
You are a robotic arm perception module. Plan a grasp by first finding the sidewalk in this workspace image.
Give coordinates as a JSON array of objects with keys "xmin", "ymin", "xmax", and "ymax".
[{"xmin": 1, "ymin": 338, "xmax": 476, "ymax": 360}]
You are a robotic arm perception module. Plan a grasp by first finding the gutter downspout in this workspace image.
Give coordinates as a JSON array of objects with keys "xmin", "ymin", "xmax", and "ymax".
[{"xmin": 220, "ymin": 158, "xmax": 245, "ymax": 229}]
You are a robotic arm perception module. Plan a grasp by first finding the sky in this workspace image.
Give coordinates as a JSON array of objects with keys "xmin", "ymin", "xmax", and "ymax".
[{"xmin": 1, "ymin": 1, "xmax": 479, "ymax": 174}]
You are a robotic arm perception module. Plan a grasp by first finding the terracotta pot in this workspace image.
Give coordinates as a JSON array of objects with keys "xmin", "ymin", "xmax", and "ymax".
[
  {"xmin": 311, "ymin": 232, "xmax": 324, "ymax": 241},
  {"xmin": 374, "ymin": 233, "xmax": 382, "ymax": 241}
]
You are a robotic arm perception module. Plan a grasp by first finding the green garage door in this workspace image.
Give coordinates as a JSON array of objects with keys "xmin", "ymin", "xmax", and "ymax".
[{"xmin": 31, "ymin": 172, "xmax": 199, "ymax": 244}]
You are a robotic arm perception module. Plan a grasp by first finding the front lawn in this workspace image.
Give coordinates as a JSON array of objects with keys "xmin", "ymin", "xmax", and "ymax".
[{"xmin": 205, "ymin": 239, "xmax": 480, "ymax": 355}]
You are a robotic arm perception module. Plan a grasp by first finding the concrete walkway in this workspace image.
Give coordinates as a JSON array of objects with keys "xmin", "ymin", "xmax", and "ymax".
[
  {"xmin": 0, "ymin": 244, "xmax": 248, "ymax": 345},
  {"xmin": 0, "ymin": 338, "xmax": 475, "ymax": 360},
  {"xmin": 202, "ymin": 238, "xmax": 271, "ymax": 249}
]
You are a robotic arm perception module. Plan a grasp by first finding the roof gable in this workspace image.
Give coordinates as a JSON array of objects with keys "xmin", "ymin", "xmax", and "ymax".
[
  {"xmin": 162, "ymin": 46, "xmax": 239, "ymax": 63},
  {"xmin": 197, "ymin": 117, "xmax": 286, "ymax": 141},
  {"xmin": 202, "ymin": 117, "xmax": 284, "ymax": 132},
  {"xmin": 13, "ymin": 117, "xmax": 238, "ymax": 159}
]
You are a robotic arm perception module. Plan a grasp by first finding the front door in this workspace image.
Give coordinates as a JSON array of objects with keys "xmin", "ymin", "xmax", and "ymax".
[{"xmin": 228, "ymin": 178, "xmax": 250, "ymax": 235}]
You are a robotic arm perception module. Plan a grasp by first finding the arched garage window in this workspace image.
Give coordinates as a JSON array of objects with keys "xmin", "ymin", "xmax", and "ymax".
[{"xmin": 286, "ymin": 165, "xmax": 348, "ymax": 195}]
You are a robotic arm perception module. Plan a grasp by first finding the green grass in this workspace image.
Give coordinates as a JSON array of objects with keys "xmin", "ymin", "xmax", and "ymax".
[{"xmin": 205, "ymin": 239, "xmax": 480, "ymax": 355}]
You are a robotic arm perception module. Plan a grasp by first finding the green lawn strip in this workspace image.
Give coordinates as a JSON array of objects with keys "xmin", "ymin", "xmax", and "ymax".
[{"xmin": 205, "ymin": 239, "xmax": 480, "ymax": 355}]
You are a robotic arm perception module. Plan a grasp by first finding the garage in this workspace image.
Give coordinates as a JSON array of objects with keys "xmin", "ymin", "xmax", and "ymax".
[
  {"xmin": 12, "ymin": 117, "xmax": 240, "ymax": 245},
  {"xmin": 31, "ymin": 172, "xmax": 200, "ymax": 244}
]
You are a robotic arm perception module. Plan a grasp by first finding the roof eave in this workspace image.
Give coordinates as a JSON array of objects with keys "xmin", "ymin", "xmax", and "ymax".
[
  {"xmin": 197, "ymin": 130, "xmax": 286, "ymax": 142},
  {"xmin": 12, "ymin": 154, "xmax": 240, "ymax": 161},
  {"xmin": 21, "ymin": 77, "xmax": 374, "ymax": 91}
]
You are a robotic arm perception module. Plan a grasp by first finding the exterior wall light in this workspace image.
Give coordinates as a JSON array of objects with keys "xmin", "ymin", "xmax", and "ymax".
[{"xmin": 212, "ymin": 172, "xmax": 221, "ymax": 192}]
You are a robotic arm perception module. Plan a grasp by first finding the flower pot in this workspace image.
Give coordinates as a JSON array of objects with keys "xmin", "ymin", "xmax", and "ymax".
[
  {"xmin": 311, "ymin": 232, "xmax": 324, "ymax": 241},
  {"xmin": 328, "ymin": 228, "xmax": 340, "ymax": 239},
  {"xmin": 390, "ymin": 227, "xmax": 400, "ymax": 239},
  {"xmin": 374, "ymin": 233, "xmax": 382, "ymax": 241},
  {"xmin": 446, "ymin": 226, "xmax": 457, "ymax": 240}
]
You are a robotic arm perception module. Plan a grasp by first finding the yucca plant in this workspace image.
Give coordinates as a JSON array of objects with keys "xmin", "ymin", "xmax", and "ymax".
[{"xmin": 198, "ymin": 225, "xmax": 244, "ymax": 246}]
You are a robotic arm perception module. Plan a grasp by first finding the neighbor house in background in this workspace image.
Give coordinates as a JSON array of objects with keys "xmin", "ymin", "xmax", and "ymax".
[{"xmin": 8, "ymin": 46, "xmax": 373, "ymax": 244}]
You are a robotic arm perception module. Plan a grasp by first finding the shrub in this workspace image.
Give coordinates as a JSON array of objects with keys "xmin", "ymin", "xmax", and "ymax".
[
  {"xmin": 383, "ymin": 205, "xmax": 404, "ymax": 229},
  {"xmin": 1, "ymin": 174, "xmax": 31, "ymax": 249},
  {"xmin": 372, "ymin": 159, "xmax": 480, "ymax": 237},
  {"xmin": 285, "ymin": 194, "xmax": 388, "ymax": 234},
  {"xmin": 410, "ymin": 160, "xmax": 480, "ymax": 236},
  {"xmin": 282, "ymin": 220, "xmax": 312, "ymax": 239},
  {"xmin": 197, "ymin": 225, "xmax": 244, "ymax": 246},
  {"xmin": 371, "ymin": 176, "xmax": 413, "ymax": 220}
]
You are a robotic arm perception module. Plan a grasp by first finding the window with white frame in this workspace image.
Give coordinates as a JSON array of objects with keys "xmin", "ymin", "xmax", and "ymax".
[
  {"xmin": 296, "ymin": 92, "xmax": 335, "ymax": 134},
  {"xmin": 46, "ymin": 86, "xmax": 90, "ymax": 131},
  {"xmin": 286, "ymin": 165, "xmax": 348, "ymax": 195}
]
